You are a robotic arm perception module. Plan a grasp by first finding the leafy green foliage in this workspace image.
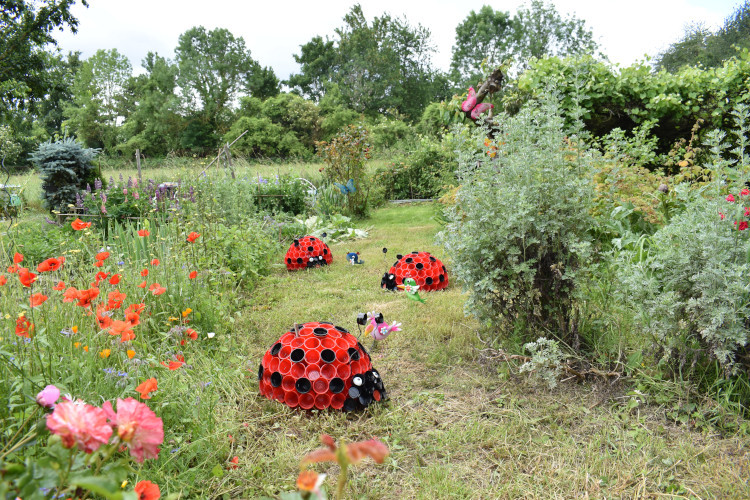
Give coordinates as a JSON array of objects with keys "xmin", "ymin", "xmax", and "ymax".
[
  {"xmin": 29, "ymin": 137, "xmax": 101, "ymax": 212},
  {"xmin": 316, "ymin": 124, "xmax": 372, "ymax": 217},
  {"xmin": 440, "ymin": 93, "xmax": 597, "ymax": 346},
  {"xmin": 375, "ymin": 138, "xmax": 456, "ymax": 199}
]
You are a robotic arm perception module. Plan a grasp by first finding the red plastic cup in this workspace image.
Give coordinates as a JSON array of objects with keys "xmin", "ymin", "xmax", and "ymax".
[
  {"xmin": 280, "ymin": 333, "xmax": 294, "ymax": 344},
  {"xmin": 285, "ymin": 391, "xmax": 299, "ymax": 407},
  {"xmin": 291, "ymin": 337, "xmax": 305, "ymax": 348},
  {"xmin": 291, "ymin": 363, "xmax": 306, "ymax": 378},
  {"xmin": 330, "ymin": 393, "xmax": 346, "ymax": 410},
  {"xmin": 320, "ymin": 364, "xmax": 336, "ymax": 380},
  {"xmin": 300, "ymin": 326, "xmax": 314, "ymax": 336},
  {"xmin": 299, "ymin": 393, "xmax": 315, "ymax": 410},
  {"xmin": 268, "ymin": 358, "xmax": 280, "ymax": 372},
  {"xmin": 305, "ymin": 364, "xmax": 321, "ymax": 381},
  {"xmin": 373, "ymin": 390, "xmax": 381, "ymax": 402},
  {"xmin": 279, "ymin": 346, "xmax": 292, "ymax": 358},
  {"xmin": 273, "ymin": 387, "xmax": 285, "ymax": 402},
  {"xmin": 279, "ymin": 359, "xmax": 292, "ymax": 375},
  {"xmin": 321, "ymin": 337, "xmax": 335, "ymax": 349},
  {"xmin": 336, "ymin": 350, "xmax": 349, "ymax": 363},
  {"xmin": 304, "ymin": 337, "xmax": 321, "ymax": 350},
  {"xmin": 314, "ymin": 394, "xmax": 331, "ymax": 410},
  {"xmin": 336, "ymin": 364, "xmax": 351, "ymax": 379},
  {"xmin": 262, "ymin": 352, "xmax": 272, "ymax": 365},
  {"xmin": 282, "ymin": 375, "xmax": 295, "ymax": 392},
  {"xmin": 313, "ymin": 378, "xmax": 329, "ymax": 394},
  {"xmin": 306, "ymin": 349, "xmax": 321, "ymax": 364},
  {"xmin": 335, "ymin": 338, "xmax": 349, "ymax": 350}
]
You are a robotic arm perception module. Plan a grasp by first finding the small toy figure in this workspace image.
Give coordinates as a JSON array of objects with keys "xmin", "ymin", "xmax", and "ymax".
[
  {"xmin": 398, "ymin": 277, "xmax": 426, "ymax": 303},
  {"xmin": 381, "ymin": 272, "xmax": 397, "ymax": 291},
  {"xmin": 346, "ymin": 252, "xmax": 364, "ymax": 265}
]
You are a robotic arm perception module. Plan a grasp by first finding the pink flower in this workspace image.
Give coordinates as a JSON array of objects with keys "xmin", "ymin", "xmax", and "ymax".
[
  {"xmin": 46, "ymin": 400, "xmax": 112, "ymax": 453},
  {"xmin": 720, "ymin": 212, "xmax": 726, "ymax": 220},
  {"xmin": 727, "ymin": 194, "xmax": 736, "ymax": 202},
  {"xmin": 133, "ymin": 192, "xmax": 140, "ymax": 200},
  {"xmin": 741, "ymin": 189, "xmax": 749, "ymax": 196},
  {"xmin": 739, "ymin": 221, "xmax": 748, "ymax": 231},
  {"xmin": 36, "ymin": 385, "xmax": 60, "ymax": 408},
  {"xmin": 460, "ymin": 87, "xmax": 477, "ymax": 112},
  {"xmin": 103, "ymin": 397, "xmax": 163, "ymax": 463}
]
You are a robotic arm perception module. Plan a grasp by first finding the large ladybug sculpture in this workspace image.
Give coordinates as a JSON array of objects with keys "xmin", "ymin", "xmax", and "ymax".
[
  {"xmin": 285, "ymin": 236, "xmax": 333, "ymax": 271},
  {"xmin": 258, "ymin": 322, "xmax": 387, "ymax": 411},
  {"xmin": 383, "ymin": 251, "xmax": 448, "ymax": 292}
]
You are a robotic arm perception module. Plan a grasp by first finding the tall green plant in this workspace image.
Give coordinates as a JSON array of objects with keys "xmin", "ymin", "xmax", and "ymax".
[{"xmin": 440, "ymin": 92, "xmax": 597, "ymax": 346}]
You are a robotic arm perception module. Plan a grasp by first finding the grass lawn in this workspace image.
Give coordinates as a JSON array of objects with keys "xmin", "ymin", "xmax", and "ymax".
[{"xmin": 209, "ymin": 203, "xmax": 750, "ymax": 499}]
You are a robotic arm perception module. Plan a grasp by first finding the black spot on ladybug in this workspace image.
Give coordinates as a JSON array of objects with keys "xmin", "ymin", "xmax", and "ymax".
[
  {"xmin": 270, "ymin": 372, "xmax": 282, "ymax": 387},
  {"xmin": 271, "ymin": 342, "xmax": 282, "ymax": 356},
  {"xmin": 295, "ymin": 378, "xmax": 311, "ymax": 393}
]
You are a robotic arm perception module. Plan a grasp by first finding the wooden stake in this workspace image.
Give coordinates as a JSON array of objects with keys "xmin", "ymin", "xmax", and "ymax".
[{"xmin": 135, "ymin": 149, "xmax": 142, "ymax": 185}]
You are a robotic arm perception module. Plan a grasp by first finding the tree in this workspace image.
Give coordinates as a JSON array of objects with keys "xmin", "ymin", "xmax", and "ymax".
[
  {"xmin": 64, "ymin": 49, "xmax": 132, "ymax": 150},
  {"xmin": 117, "ymin": 52, "xmax": 183, "ymax": 156},
  {"xmin": 450, "ymin": 1, "xmax": 597, "ymax": 86},
  {"xmin": 286, "ymin": 36, "xmax": 337, "ymax": 101},
  {"xmin": 656, "ymin": 1, "xmax": 750, "ymax": 72},
  {"xmin": 246, "ymin": 62, "xmax": 280, "ymax": 100},
  {"xmin": 450, "ymin": 6, "xmax": 513, "ymax": 87},
  {"xmin": 0, "ymin": 0, "xmax": 88, "ymax": 120},
  {"xmin": 175, "ymin": 26, "xmax": 257, "ymax": 133}
]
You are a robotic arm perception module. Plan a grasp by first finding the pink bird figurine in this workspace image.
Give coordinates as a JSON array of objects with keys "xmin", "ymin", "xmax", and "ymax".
[
  {"xmin": 372, "ymin": 321, "xmax": 401, "ymax": 341},
  {"xmin": 461, "ymin": 87, "xmax": 477, "ymax": 112},
  {"xmin": 470, "ymin": 102, "xmax": 494, "ymax": 120}
]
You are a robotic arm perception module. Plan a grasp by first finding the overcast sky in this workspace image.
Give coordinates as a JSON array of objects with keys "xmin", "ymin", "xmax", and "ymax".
[{"xmin": 53, "ymin": 0, "xmax": 742, "ymax": 79}]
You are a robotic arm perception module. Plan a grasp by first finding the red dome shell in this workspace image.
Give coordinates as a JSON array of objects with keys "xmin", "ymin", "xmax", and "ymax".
[
  {"xmin": 258, "ymin": 322, "xmax": 387, "ymax": 411},
  {"xmin": 388, "ymin": 251, "xmax": 448, "ymax": 292},
  {"xmin": 285, "ymin": 236, "xmax": 333, "ymax": 271}
]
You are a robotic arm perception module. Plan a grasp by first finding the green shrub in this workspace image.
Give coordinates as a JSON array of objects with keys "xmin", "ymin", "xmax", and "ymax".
[
  {"xmin": 29, "ymin": 137, "xmax": 102, "ymax": 213},
  {"xmin": 440, "ymin": 92, "xmax": 597, "ymax": 346},
  {"xmin": 618, "ymin": 110, "xmax": 750, "ymax": 375},
  {"xmin": 375, "ymin": 138, "xmax": 457, "ymax": 200},
  {"xmin": 251, "ymin": 174, "xmax": 308, "ymax": 215},
  {"xmin": 315, "ymin": 124, "xmax": 372, "ymax": 217}
]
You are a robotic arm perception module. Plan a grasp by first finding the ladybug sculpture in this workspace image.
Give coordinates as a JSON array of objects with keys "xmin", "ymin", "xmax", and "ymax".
[
  {"xmin": 258, "ymin": 322, "xmax": 387, "ymax": 411},
  {"xmin": 285, "ymin": 236, "xmax": 333, "ymax": 271},
  {"xmin": 385, "ymin": 251, "xmax": 448, "ymax": 292}
]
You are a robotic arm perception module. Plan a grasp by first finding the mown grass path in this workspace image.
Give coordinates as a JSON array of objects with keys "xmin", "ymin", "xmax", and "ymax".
[{"xmin": 217, "ymin": 203, "xmax": 750, "ymax": 499}]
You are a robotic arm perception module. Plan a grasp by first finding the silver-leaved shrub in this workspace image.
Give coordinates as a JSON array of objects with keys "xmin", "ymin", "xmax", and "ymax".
[{"xmin": 440, "ymin": 92, "xmax": 597, "ymax": 346}]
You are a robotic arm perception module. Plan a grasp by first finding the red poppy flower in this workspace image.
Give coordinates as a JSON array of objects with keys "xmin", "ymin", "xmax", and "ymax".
[
  {"xmin": 95, "ymin": 271, "xmax": 110, "ymax": 283},
  {"xmin": 137, "ymin": 280, "xmax": 147, "ymax": 288},
  {"xmin": 137, "ymin": 229, "xmax": 150, "ymax": 237},
  {"xmin": 96, "ymin": 305, "xmax": 112, "ymax": 330},
  {"xmin": 228, "ymin": 456, "xmax": 239, "ymax": 469},
  {"xmin": 15, "ymin": 315, "xmax": 33, "ymax": 338},
  {"xmin": 189, "ymin": 271, "xmax": 197, "ymax": 279},
  {"xmin": 135, "ymin": 378, "xmax": 158, "ymax": 400},
  {"xmin": 185, "ymin": 328, "xmax": 198, "ymax": 340},
  {"xmin": 37, "ymin": 257, "xmax": 63, "ymax": 273},
  {"xmin": 134, "ymin": 480, "xmax": 160, "ymax": 500},
  {"xmin": 76, "ymin": 287, "xmax": 100, "ymax": 308},
  {"xmin": 30, "ymin": 293, "xmax": 48, "ymax": 307},
  {"xmin": 13, "ymin": 252, "xmax": 23, "ymax": 264},
  {"xmin": 739, "ymin": 221, "xmax": 748, "ymax": 231},
  {"xmin": 18, "ymin": 267, "xmax": 37, "ymax": 287},
  {"xmin": 0, "ymin": 275, "xmax": 6, "ymax": 286},
  {"xmin": 6, "ymin": 265, "xmax": 17, "ymax": 274},
  {"xmin": 150, "ymin": 259, "xmax": 160, "ymax": 266},
  {"xmin": 148, "ymin": 283, "xmax": 166, "ymax": 296},
  {"xmin": 107, "ymin": 290, "xmax": 126, "ymax": 310},
  {"xmin": 109, "ymin": 274, "xmax": 121, "ymax": 285},
  {"xmin": 95, "ymin": 251, "xmax": 110, "ymax": 261},
  {"xmin": 140, "ymin": 269, "xmax": 149, "ymax": 277},
  {"xmin": 93, "ymin": 261, "xmax": 103, "ymax": 268},
  {"xmin": 161, "ymin": 354, "xmax": 185, "ymax": 370},
  {"xmin": 53, "ymin": 281, "xmax": 65, "ymax": 290},
  {"xmin": 126, "ymin": 311, "xmax": 141, "ymax": 327},
  {"xmin": 71, "ymin": 218, "xmax": 91, "ymax": 231},
  {"xmin": 109, "ymin": 320, "xmax": 135, "ymax": 342},
  {"xmin": 126, "ymin": 303, "xmax": 146, "ymax": 315},
  {"xmin": 186, "ymin": 232, "xmax": 200, "ymax": 243},
  {"xmin": 63, "ymin": 287, "xmax": 79, "ymax": 303}
]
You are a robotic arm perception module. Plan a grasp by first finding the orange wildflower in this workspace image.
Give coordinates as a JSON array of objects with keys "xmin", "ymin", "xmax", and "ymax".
[
  {"xmin": 83, "ymin": 345, "xmax": 89, "ymax": 352},
  {"xmin": 301, "ymin": 434, "xmax": 389, "ymax": 466},
  {"xmin": 13, "ymin": 252, "xmax": 23, "ymax": 264},
  {"xmin": 109, "ymin": 274, "xmax": 121, "ymax": 285},
  {"xmin": 134, "ymin": 480, "xmax": 160, "ymax": 500},
  {"xmin": 53, "ymin": 281, "xmax": 66, "ymax": 290},
  {"xmin": 71, "ymin": 218, "xmax": 91, "ymax": 230},
  {"xmin": 137, "ymin": 229, "xmax": 150, "ymax": 237},
  {"xmin": 63, "ymin": 287, "xmax": 79, "ymax": 303},
  {"xmin": 161, "ymin": 354, "xmax": 185, "ymax": 370},
  {"xmin": 99, "ymin": 349, "xmax": 111, "ymax": 358},
  {"xmin": 0, "ymin": 275, "xmax": 6, "ymax": 286},
  {"xmin": 30, "ymin": 293, "xmax": 48, "ymax": 307},
  {"xmin": 93, "ymin": 260, "xmax": 103, "ymax": 268},
  {"xmin": 5, "ymin": 265, "xmax": 16, "ymax": 273},
  {"xmin": 107, "ymin": 290, "xmax": 126, "ymax": 309},
  {"xmin": 185, "ymin": 328, "xmax": 198, "ymax": 340},
  {"xmin": 127, "ymin": 349, "xmax": 135, "ymax": 359},
  {"xmin": 15, "ymin": 315, "xmax": 34, "ymax": 338},
  {"xmin": 189, "ymin": 271, "xmax": 197, "ymax": 279},
  {"xmin": 95, "ymin": 251, "xmax": 110, "ymax": 261},
  {"xmin": 109, "ymin": 320, "xmax": 135, "ymax": 342},
  {"xmin": 135, "ymin": 378, "xmax": 158, "ymax": 399},
  {"xmin": 18, "ymin": 267, "xmax": 37, "ymax": 287},
  {"xmin": 126, "ymin": 303, "xmax": 146, "ymax": 314},
  {"xmin": 186, "ymin": 232, "xmax": 200, "ymax": 243},
  {"xmin": 95, "ymin": 271, "xmax": 110, "ymax": 283},
  {"xmin": 37, "ymin": 257, "xmax": 63, "ymax": 273},
  {"xmin": 148, "ymin": 283, "xmax": 166, "ymax": 296},
  {"xmin": 76, "ymin": 287, "xmax": 99, "ymax": 308},
  {"xmin": 140, "ymin": 269, "xmax": 149, "ymax": 277},
  {"xmin": 297, "ymin": 470, "xmax": 325, "ymax": 493},
  {"xmin": 150, "ymin": 259, "xmax": 160, "ymax": 266},
  {"xmin": 137, "ymin": 280, "xmax": 147, "ymax": 288}
]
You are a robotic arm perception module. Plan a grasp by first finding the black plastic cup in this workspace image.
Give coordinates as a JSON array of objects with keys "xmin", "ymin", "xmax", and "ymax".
[
  {"xmin": 320, "ymin": 349, "xmax": 336, "ymax": 363},
  {"xmin": 271, "ymin": 342, "xmax": 283, "ymax": 356},
  {"xmin": 290, "ymin": 348, "xmax": 305, "ymax": 363},
  {"xmin": 343, "ymin": 398, "xmax": 357, "ymax": 412},
  {"xmin": 258, "ymin": 363, "xmax": 264, "ymax": 381},
  {"xmin": 270, "ymin": 372, "xmax": 282, "ymax": 387},
  {"xmin": 348, "ymin": 347, "xmax": 360, "ymax": 361},
  {"xmin": 313, "ymin": 327, "xmax": 329, "ymax": 337},
  {"xmin": 329, "ymin": 377, "xmax": 345, "ymax": 394},
  {"xmin": 348, "ymin": 386, "xmax": 360, "ymax": 399},
  {"xmin": 295, "ymin": 377, "xmax": 312, "ymax": 394}
]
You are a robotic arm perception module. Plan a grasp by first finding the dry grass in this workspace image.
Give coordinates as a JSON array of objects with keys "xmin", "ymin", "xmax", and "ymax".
[{"xmin": 204, "ymin": 203, "xmax": 750, "ymax": 499}]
